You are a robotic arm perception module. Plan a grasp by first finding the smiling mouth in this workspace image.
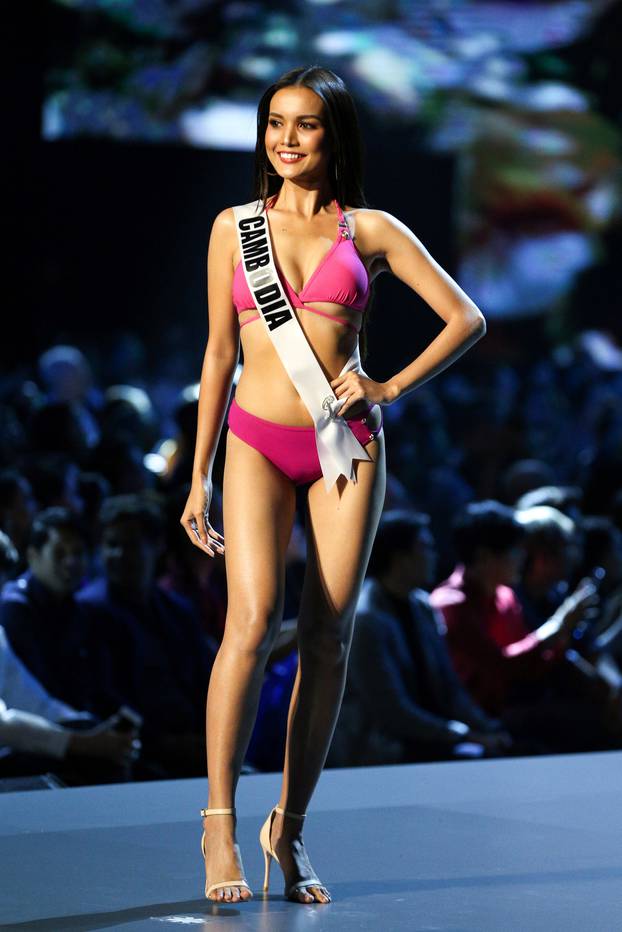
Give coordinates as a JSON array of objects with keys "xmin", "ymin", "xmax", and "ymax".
[{"xmin": 278, "ymin": 152, "xmax": 305, "ymax": 162}]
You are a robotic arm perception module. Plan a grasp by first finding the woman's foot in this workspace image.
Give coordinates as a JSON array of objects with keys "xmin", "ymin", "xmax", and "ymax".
[
  {"xmin": 202, "ymin": 813, "xmax": 253, "ymax": 902},
  {"xmin": 270, "ymin": 808, "xmax": 331, "ymax": 903}
]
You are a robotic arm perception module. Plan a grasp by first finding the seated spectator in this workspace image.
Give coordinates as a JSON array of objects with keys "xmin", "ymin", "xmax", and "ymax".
[
  {"xmin": 329, "ymin": 511, "xmax": 512, "ymax": 768},
  {"xmin": 0, "ymin": 470, "xmax": 36, "ymax": 568},
  {"xmin": 575, "ymin": 516, "xmax": 622, "ymax": 666},
  {"xmin": 37, "ymin": 343, "xmax": 101, "ymax": 450},
  {"xmin": 22, "ymin": 452, "xmax": 84, "ymax": 513},
  {"xmin": 163, "ymin": 385, "xmax": 200, "ymax": 488},
  {"xmin": 431, "ymin": 500, "xmax": 622, "ymax": 754},
  {"xmin": 514, "ymin": 485, "xmax": 583, "ymax": 524},
  {"xmin": 100, "ymin": 385, "xmax": 158, "ymax": 453},
  {"xmin": 0, "ymin": 508, "xmax": 123, "ymax": 717},
  {"xmin": 27, "ymin": 401, "xmax": 91, "ymax": 467},
  {"xmin": 576, "ymin": 515, "xmax": 622, "ymax": 606},
  {"xmin": 500, "ymin": 459, "xmax": 557, "ymax": 507},
  {"xmin": 76, "ymin": 471, "xmax": 112, "ymax": 556},
  {"xmin": 88, "ymin": 437, "xmax": 154, "ymax": 494},
  {"xmin": 77, "ymin": 493, "xmax": 217, "ymax": 779},
  {"xmin": 0, "ymin": 530, "xmax": 20, "ymax": 589},
  {"xmin": 513, "ymin": 504, "xmax": 622, "ymax": 718},
  {"xmin": 512, "ymin": 505, "xmax": 582, "ymax": 632},
  {"xmin": 0, "ymin": 625, "xmax": 139, "ymax": 786},
  {"xmin": 383, "ymin": 471, "xmax": 415, "ymax": 511}
]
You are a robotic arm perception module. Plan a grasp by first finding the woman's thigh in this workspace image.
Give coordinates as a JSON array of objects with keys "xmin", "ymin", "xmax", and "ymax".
[
  {"xmin": 222, "ymin": 430, "xmax": 297, "ymax": 649},
  {"xmin": 298, "ymin": 434, "xmax": 386, "ymax": 647}
]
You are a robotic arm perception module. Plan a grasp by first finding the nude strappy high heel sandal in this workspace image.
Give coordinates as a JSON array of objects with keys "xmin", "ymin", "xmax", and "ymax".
[
  {"xmin": 200, "ymin": 807, "xmax": 252, "ymax": 900},
  {"xmin": 259, "ymin": 804, "xmax": 330, "ymax": 902}
]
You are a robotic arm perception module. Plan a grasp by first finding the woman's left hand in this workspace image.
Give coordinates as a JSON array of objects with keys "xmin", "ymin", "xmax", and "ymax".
[{"xmin": 329, "ymin": 372, "xmax": 393, "ymax": 417}]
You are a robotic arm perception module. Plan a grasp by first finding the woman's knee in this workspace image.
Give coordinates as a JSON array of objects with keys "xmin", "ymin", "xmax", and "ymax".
[
  {"xmin": 221, "ymin": 603, "xmax": 282, "ymax": 658},
  {"xmin": 298, "ymin": 612, "xmax": 355, "ymax": 666}
]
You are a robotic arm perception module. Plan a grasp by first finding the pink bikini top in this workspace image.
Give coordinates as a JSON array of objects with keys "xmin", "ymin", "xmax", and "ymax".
[{"xmin": 232, "ymin": 197, "xmax": 370, "ymax": 332}]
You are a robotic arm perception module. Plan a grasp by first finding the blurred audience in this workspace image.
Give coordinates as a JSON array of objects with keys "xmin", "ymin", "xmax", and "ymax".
[
  {"xmin": 0, "ymin": 508, "xmax": 124, "ymax": 717},
  {"xmin": 330, "ymin": 511, "xmax": 512, "ymax": 767},
  {"xmin": 77, "ymin": 493, "xmax": 217, "ymax": 778},
  {"xmin": 430, "ymin": 501, "xmax": 622, "ymax": 754},
  {"xmin": 0, "ymin": 625, "xmax": 139, "ymax": 786},
  {"xmin": 0, "ymin": 334, "xmax": 620, "ymax": 784}
]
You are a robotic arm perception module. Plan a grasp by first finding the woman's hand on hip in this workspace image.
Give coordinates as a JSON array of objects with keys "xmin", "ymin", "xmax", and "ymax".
[{"xmin": 330, "ymin": 372, "xmax": 394, "ymax": 417}]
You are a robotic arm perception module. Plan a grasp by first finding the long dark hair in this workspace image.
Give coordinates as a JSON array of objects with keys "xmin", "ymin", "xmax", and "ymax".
[{"xmin": 251, "ymin": 65, "xmax": 374, "ymax": 358}]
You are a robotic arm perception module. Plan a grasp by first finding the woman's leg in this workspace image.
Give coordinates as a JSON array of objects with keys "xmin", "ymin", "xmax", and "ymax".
[
  {"xmin": 272, "ymin": 435, "xmax": 386, "ymax": 902},
  {"xmin": 203, "ymin": 430, "xmax": 296, "ymax": 902}
]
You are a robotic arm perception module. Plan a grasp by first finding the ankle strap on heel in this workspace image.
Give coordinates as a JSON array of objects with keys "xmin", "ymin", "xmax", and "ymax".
[
  {"xmin": 275, "ymin": 804, "xmax": 306, "ymax": 820},
  {"xmin": 200, "ymin": 807, "xmax": 236, "ymax": 817}
]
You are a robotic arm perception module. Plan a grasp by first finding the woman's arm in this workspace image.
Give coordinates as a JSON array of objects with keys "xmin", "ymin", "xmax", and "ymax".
[
  {"xmin": 332, "ymin": 209, "xmax": 486, "ymax": 414},
  {"xmin": 180, "ymin": 208, "xmax": 240, "ymax": 555},
  {"xmin": 192, "ymin": 207, "xmax": 240, "ymax": 480}
]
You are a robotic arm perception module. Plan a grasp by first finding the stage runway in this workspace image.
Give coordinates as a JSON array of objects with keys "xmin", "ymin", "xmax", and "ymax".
[{"xmin": 1, "ymin": 750, "xmax": 621, "ymax": 931}]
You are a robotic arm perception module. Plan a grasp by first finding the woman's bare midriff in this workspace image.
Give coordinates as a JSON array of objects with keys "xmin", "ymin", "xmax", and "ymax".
[
  {"xmin": 234, "ymin": 300, "xmax": 382, "ymax": 432},
  {"xmin": 231, "ymin": 201, "xmax": 382, "ymax": 430}
]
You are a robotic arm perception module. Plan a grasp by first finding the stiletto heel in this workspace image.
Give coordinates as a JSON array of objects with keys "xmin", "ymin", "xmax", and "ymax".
[
  {"xmin": 262, "ymin": 845, "xmax": 273, "ymax": 891},
  {"xmin": 258, "ymin": 804, "xmax": 330, "ymax": 903},
  {"xmin": 200, "ymin": 806, "xmax": 252, "ymax": 901}
]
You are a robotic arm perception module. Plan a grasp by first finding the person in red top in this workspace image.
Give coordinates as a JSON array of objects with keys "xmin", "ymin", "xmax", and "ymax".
[{"xmin": 430, "ymin": 501, "xmax": 621, "ymax": 753}]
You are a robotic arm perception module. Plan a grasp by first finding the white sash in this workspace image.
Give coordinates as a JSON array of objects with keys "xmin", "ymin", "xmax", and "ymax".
[{"xmin": 232, "ymin": 199, "xmax": 372, "ymax": 491}]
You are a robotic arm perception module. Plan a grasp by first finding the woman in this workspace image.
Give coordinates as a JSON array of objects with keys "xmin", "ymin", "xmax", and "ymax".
[{"xmin": 181, "ymin": 65, "xmax": 486, "ymax": 905}]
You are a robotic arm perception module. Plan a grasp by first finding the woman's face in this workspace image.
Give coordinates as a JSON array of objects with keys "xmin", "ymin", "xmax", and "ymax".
[{"xmin": 264, "ymin": 86, "xmax": 330, "ymax": 183}]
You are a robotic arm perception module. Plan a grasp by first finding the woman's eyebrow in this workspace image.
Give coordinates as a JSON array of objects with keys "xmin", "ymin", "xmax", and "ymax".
[{"xmin": 269, "ymin": 111, "xmax": 323, "ymax": 121}]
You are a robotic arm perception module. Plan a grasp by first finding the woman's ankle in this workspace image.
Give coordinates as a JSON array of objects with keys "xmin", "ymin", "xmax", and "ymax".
[
  {"xmin": 203, "ymin": 810, "xmax": 237, "ymax": 833},
  {"xmin": 272, "ymin": 811, "xmax": 303, "ymax": 841}
]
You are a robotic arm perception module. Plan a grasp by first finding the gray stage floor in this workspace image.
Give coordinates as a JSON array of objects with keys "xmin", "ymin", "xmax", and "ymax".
[{"xmin": 1, "ymin": 750, "xmax": 621, "ymax": 931}]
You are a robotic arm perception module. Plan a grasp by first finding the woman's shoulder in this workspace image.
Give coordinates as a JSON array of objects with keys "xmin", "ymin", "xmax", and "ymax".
[
  {"xmin": 212, "ymin": 205, "xmax": 237, "ymax": 231},
  {"xmin": 209, "ymin": 207, "xmax": 239, "ymax": 257},
  {"xmin": 343, "ymin": 205, "xmax": 400, "ymax": 231},
  {"xmin": 212, "ymin": 199, "xmax": 269, "ymax": 235},
  {"xmin": 342, "ymin": 206, "xmax": 405, "ymax": 254}
]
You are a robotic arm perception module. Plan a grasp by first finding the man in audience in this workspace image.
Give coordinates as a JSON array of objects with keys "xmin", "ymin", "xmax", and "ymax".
[
  {"xmin": 77, "ymin": 493, "xmax": 217, "ymax": 778},
  {"xmin": 0, "ymin": 529, "xmax": 20, "ymax": 589},
  {"xmin": 431, "ymin": 500, "xmax": 622, "ymax": 753},
  {"xmin": 0, "ymin": 624, "xmax": 140, "ymax": 785},
  {"xmin": 513, "ymin": 505, "xmax": 582, "ymax": 632},
  {"xmin": 577, "ymin": 516, "xmax": 622, "ymax": 665},
  {"xmin": 0, "ymin": 508, "xmax": 122, "ymax": 717},
  {"xmin": 514, "ymin": 486, "xmax": 583, "ymax": 524},
  {"xmin": 0, "ymin": 471, "xmax": 36, "ymax": 568},
  {"xmin": 329, "ymin": 511, "xmax": 513, "ymax": 767}
]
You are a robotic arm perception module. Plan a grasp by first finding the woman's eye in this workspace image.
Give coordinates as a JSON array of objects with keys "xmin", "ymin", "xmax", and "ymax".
[{"xmin": 268, "ymin": 119, "xmax": 316, "ymax": 129}]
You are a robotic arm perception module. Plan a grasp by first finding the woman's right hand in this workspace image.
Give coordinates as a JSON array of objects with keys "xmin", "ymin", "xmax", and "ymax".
[{"xmin": 180, "ymin": 476, "xmax": 225, "ymax": 557}]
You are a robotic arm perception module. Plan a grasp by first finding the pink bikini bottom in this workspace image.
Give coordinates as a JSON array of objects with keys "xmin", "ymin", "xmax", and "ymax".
[{"xmin": 227, "ymin": 396, "xmax": 383, "ymax": 485}]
